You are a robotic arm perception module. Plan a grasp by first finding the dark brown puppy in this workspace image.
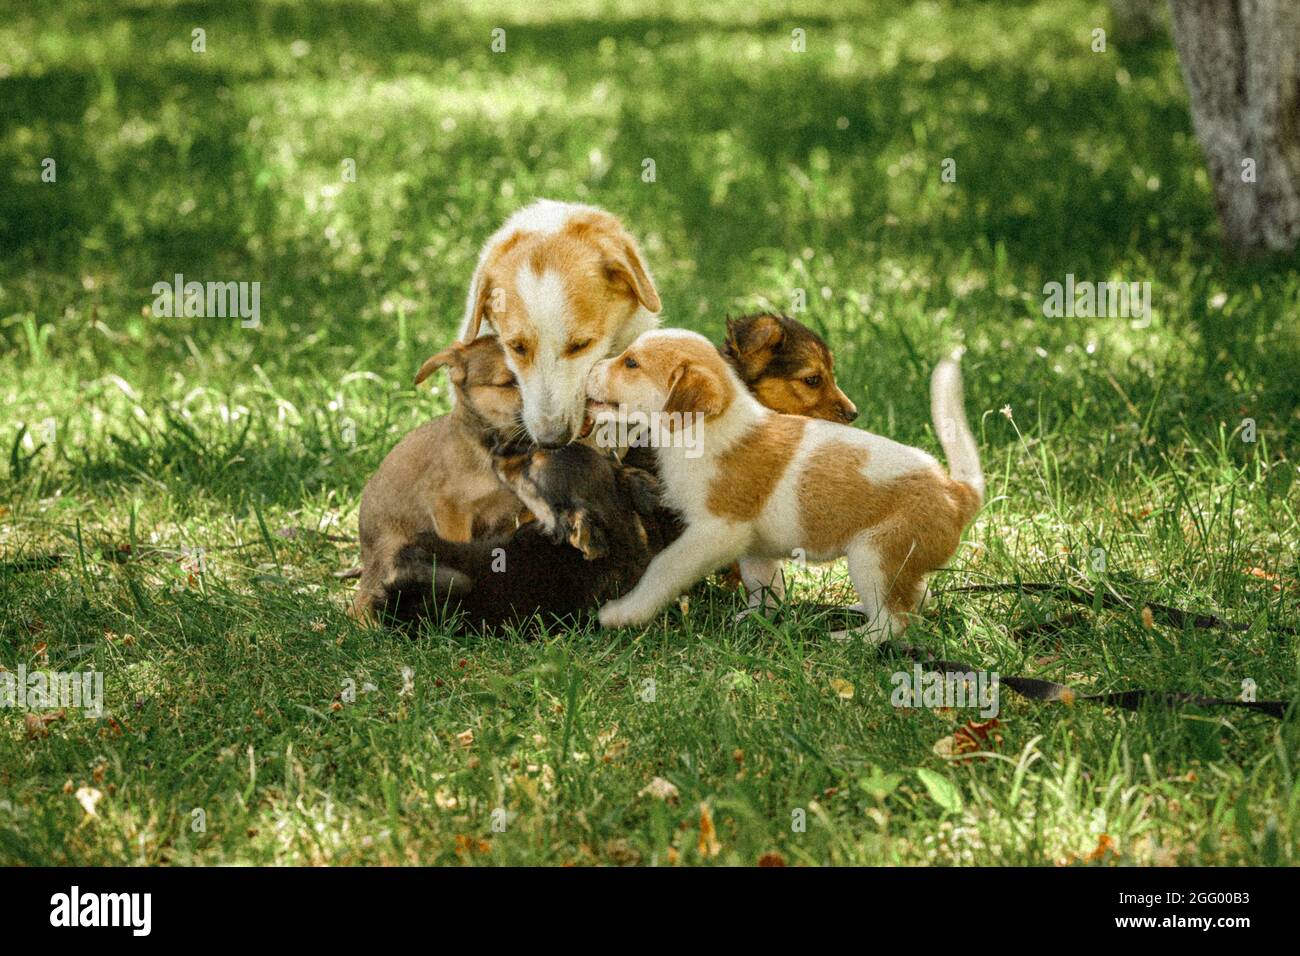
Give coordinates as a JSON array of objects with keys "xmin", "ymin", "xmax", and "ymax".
[{"xmin": 374, "ymin": 443, "xmax": 675, "ymax": 630}]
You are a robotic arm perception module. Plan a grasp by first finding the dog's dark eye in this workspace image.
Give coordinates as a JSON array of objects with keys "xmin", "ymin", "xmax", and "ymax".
[
  {"xmin": 624, "ymin": 356, "xmax": 639, "ymax": 369},
  {"xmin": 803, "ymin": 375, "xmax": 822, "ymax": 387},
  {"xmin": 509, "ymin": 342, "xmax": 528, "ymax": 357},
  {"xmin": 566, "ymin": 339, "xmax": 592, "ymax": 356}
]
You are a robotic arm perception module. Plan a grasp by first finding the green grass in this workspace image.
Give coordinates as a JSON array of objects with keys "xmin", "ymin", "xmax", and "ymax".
[{"xmin": 2, "ymin": 0, "xmax": 1299, "ymax": 865}]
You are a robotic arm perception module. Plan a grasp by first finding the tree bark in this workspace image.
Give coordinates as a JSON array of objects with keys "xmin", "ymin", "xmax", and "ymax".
[{"xmin": 1168, "ymin": 0, "xmax": 1300, "ymax": 256}]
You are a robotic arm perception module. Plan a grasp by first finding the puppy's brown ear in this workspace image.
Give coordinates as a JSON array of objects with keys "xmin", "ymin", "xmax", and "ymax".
[
  {"xmin": 567, "ymin": 510, "xmax": 609, "ymax": 560},
  {"xmin": 601, "ymin": 235, "xmax": 661, "ymax": 314},
  {"xmin": 414, "ymin": 346, "xmax": 464, "ymax": 387},
  {"xmin": 725, "ymin": 314, "xmax": 785, "ymax": 360},
  {"xmin": 665, "ymin": 362, "xmax": 726, "ymax": 419}
]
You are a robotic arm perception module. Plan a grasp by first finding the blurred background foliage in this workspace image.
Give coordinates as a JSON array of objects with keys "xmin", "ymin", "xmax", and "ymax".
[{"xmin": 0, "ymin": 0, "xmax": 1296, "ymax": 511}]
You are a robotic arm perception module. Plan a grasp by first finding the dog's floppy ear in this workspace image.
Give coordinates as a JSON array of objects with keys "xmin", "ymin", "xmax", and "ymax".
[
  {"xmin": 461, "ymin": 273, "xmax": 502, "ymax": 343},
  {"xmin": 461, "ymin": 227, "xmax": 532, "ymax": 341},
  {"xmin": 414, "ymin": 345, "xmax": 465, "ymax": 387},
  {"xmin": 665, "ymin": 361, "xmax": 726, "ymax": 418},
  {"xmin": 725, "ymin": 314, "xmax": 785, "ymax": 361},
  {"xmin": 601, "ymin": 234, "xmax": 661, "ymax": 314}
]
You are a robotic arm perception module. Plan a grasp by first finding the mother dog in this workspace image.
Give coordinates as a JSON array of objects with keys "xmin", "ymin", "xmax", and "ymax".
[{"xmin": 459, "ymin": 199, "xmax": 661, "ymax": 446}]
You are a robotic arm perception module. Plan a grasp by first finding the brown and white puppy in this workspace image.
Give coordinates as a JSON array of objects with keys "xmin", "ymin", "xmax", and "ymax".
[
  {"xmin": 711, "ymin": 313, "xmax": 858, "ymax": 588},
  {"xmin": 721, "ymin": 313, "xmax": 857, "ymax": 423},
  {"xmin": 351, "ymin": 336, "xmax": 526, "ymax": 621},
  {"xmin": 460, "ymin": 200, "xmax": 661, "ymax": 447},
  {"xmin": 586, "ymin": 330, "xmax": 984, "ymax": 639}
]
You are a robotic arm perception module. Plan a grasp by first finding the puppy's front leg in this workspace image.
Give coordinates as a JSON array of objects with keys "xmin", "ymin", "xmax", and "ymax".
[
  {"xmin": 736, "ymin": 556, "xmax": 785, "ymax": 620},
  {"xmin": 599, "ymin": 522, "xmax": 747, "ymax": 627}
]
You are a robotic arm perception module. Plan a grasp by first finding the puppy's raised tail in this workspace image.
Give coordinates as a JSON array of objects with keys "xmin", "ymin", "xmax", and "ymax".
[{"xmin": 930, "ymin": 350, "xmax": 984, "ymax": 521}]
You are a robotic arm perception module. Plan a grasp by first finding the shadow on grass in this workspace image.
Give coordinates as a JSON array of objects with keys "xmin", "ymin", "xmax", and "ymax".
[
  {"xmin": 6, "ymin": 2, "xmax": 1204, "ymax": 274},
  {"xmin": 0, "ymin": 61, "xmax": 268, "ymax": 266}
]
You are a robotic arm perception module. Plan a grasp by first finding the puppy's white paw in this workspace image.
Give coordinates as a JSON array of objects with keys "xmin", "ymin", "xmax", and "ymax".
[
  {"xmin": 830, "ymin": 626, "xmax": 889, "ymax": 646},
  {"xmin": 598, "ymin": 599, "xmax": 637, "ymax": 628}
]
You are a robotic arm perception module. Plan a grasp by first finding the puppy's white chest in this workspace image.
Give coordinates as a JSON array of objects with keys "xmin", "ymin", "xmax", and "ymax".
[{"xmin": 658, "ymin": 453, "xmax": 717, "ymax": 522}]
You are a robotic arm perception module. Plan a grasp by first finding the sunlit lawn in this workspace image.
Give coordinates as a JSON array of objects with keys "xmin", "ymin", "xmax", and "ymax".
[{"xmin": 1, "ymin": 0, "xmax": 1298, "ymax": 865}]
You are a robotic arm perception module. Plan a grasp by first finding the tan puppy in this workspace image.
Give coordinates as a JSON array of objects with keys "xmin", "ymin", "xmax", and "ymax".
[
  {"xmin": 460, "ymin": 200, "xmax": 661, "ymax": 447},
  {"xmin": 585, "ymin": 330, "xmax": 983, "ymax": 638},
  {"xmin": 351, "ymin": 336, "xmax": 525, "ymax": 620}
]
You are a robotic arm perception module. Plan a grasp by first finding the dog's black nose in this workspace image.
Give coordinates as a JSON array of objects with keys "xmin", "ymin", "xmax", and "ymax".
[{"xmin": 841, "ymin": 406, "xmax": 859, "ymax": 423}]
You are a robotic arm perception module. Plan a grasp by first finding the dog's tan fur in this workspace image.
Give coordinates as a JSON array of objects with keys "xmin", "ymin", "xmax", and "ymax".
[
  {"xmin": 795, "ymin": 442, "xmax": 980, "ymax": 615},
  {"xmin": 587, "ymin": 329, "xmax": 984, "ymax": 637},
  {"xmin": 712, "ymin": 313, "xmax": 858, "ymax": 588},
  {"xmin": 351, "ymin": 336, "xmax": 525, "ymax": 621},
  {"xmin": 464, "ymin": 217, "xmax": 658, "ymax": 355},
  {"xmin": 707, "ymin": 416, "xmax": 807, "ymax": 521}
]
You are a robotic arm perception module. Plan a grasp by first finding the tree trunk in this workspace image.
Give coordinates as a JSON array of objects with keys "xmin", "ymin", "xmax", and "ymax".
[{"xmin": 1168, "ymin": 0, "xmax": 1300, "ymax": 256}]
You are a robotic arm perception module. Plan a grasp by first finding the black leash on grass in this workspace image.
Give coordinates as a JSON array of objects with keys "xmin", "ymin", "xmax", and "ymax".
[
  {"xmin": 895, "ymin": 645, "xmax": 1290, "ymax": 720},
  {"xmin": 803, "ymin": 579, "xmax": 1296, "ymax": 719},
  {"xmin": 938, "ymin": 581, "xmax": 1295, "ymax": 717},
  {"xmin": 947, "ymin": 581, "xmax": 1299, "ymax": 638}
]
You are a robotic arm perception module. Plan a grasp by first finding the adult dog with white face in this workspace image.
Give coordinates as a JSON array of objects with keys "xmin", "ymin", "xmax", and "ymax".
[{"xmin": 458, "ymin": 200, "xmax": 662, "ymax": 447}]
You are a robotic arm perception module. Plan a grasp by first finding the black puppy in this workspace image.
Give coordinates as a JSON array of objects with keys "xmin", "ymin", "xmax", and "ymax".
[{"xmin": 374, "ymin": 443, "xmax": 677, "ymax": 630}]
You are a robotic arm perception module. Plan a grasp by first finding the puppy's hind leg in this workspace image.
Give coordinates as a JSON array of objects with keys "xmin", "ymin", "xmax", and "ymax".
[
  {"xmin": 833, "ymin": 538, "xmax": 907, "ymax": 645},
  {"xmin": 349, "ymin": 562, "xmax": 388, "ymax": 627},
  {"xmin": 735, "ymin": 556, "xmax": 786, "ymax": 622}
]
